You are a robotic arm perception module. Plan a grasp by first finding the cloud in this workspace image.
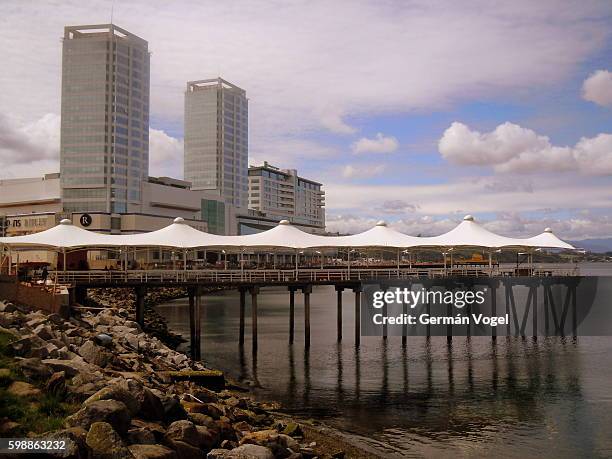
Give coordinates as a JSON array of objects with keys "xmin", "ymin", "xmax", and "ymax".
[
  {"xmin": 438, "ymin": 121, "xmax": 612, "ymax": 175},
  {"xmin": 324, "ymin": 174, "xmax": 612, "ymax": 219},
  {"xmin": 0, "ymin": 113, "xmax": 60, "ymax": 165},
  {"xmin": 148, "ymin": 128, "xmax": 184, "ymax": 178},
  {"xmin": 0, "ymin": 0, "xmax": 609, "ymax": 165},
  {"xmin": 351, "ymin": 133, "xmax": 399, "ymax": 154},
  {"xmin": 341, "ymin": 163, "xmax": 386, "ymax": 179},
  {"xmin": 376, "ymin": 200, "xmax": 418, "ymax": 215},
  {"xmin": 582, "ymin": 69, "xmax": 612, "ymax": 106}
]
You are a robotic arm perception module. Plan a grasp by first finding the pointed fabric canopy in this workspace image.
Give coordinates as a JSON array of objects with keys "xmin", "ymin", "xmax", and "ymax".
[
  {"xmin": 113, "ymin": 217, "xmax": 229, "ymax": 248},
  {"xmin": 523, "ymin": 228, "xmax": 575, "ymax": 250},
  {"xmin": 419, "ymin": 215, "xmax": 529, "ymax": 249},
  {"xmin": 0, "ymin": 215, "xmax": 576, "ymax": 251},
  {"xmin": 327, "ymin": 221, "xmax": 422, "ymax": 248},
  {"xmin": 219, "ymin": 220, "xmax": 329, "ymax": 249},
  {"xmin": 0, "ymin": 219, "xmax": 123, "ymax": 249}
]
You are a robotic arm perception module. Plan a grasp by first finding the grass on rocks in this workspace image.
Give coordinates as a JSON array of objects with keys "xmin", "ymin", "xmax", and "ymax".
[{"xmin": 0, "ymin": 329, "xmax": 79, "ymax": 435}]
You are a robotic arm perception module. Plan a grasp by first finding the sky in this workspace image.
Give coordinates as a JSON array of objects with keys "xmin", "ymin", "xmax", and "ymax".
[{"xmin": 0, "ymin": 0, "xmax": 611, "ymax": 240}]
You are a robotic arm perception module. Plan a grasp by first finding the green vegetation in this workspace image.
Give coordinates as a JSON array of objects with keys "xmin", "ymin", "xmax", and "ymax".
[{"xmin": 0, "ymin": 330, "xmax": 78, "ymax": 435}]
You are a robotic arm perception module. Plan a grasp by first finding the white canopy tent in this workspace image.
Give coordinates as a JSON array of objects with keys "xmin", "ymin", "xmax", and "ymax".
[{"xmin": 0, "ymin": 215, "xmax": 575, "ymax": 251}]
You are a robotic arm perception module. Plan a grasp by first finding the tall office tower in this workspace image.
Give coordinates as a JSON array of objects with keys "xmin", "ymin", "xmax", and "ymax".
[
  {"xmin": 184, "ymin": 78, "xmax": 248, "ymax": 208},
  {"xmin": 60, "ymin": 24, "xmax": 150, "ymax": 214}
]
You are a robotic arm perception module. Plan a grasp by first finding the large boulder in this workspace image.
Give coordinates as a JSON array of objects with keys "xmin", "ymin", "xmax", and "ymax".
[
  {"xmin": 164, "ymin": 420, "xmax": 203, "ymax": 448},
  {"xmin": 78, "ymin": 340, "xmax": 112, "ymax": 367},
  {"xmin": 18, "ymin": 357, "xmax": 53, "ymax": 379},
  {"xmin": 66, "ymin": 400, "xmax": 132, "ymax": 435},
  {"xmin": 46, "ymin": 371, "xmax": 67, "ymax": 396},
  {"xmin": 84, "ymin": 383, "xmax": 141, "ymax": 416},
  {"xmin": 159, "ymin": 395, "xmax": 188, "ymax": 422},
  {"xmin": 128, "ymin": 444, "xmax": 177, "ymax": 459},
  {"xmin": 86, "ymin": 422, "xmax": 134, "ymax": 459},
  {"xmin": 239, "ymin": 430, "xmax": 298, "ymax": 457},
  {"xmin": 225, "ymin": 444, "xmax": 274, "ymax": 459},
  {"xmin": 164, "ymin": 440, "xmax": 205, "ymax": 459},
  {"xmin": 43, "ymin": 427, "xmax": 87, "ymax": 459}
]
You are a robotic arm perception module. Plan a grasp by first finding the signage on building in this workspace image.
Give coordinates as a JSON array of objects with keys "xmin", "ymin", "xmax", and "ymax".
[{"xmin": 80, "ymin": 213, "xmax": 93, "ymax": 227}]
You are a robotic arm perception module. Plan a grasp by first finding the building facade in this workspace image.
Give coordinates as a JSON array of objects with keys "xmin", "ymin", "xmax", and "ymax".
[
  {"xmin": 248, "ymin": 162, "xmax": 325, "ymax": 231},
  {"xmin": 184, "ymin": 78, "xmax": 248, "ymax": 209},
  {"xmin": 60, "ymin": 24, "xmax": 150, "ymax": 214}
]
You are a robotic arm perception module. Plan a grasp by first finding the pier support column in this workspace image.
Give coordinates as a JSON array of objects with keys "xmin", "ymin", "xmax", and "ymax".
[
  {"xmin": 335, "ymin": 286, "xmax": 344, "ymax": 342},
  {"xmin": 194, "ymin": 287, "xmax": 202, "ymax": 360},
  {"xmin": 303, "ymin": 285, "xmax": 312, "ymax": 348},
  {"xmin": 188, "ymin": 287, "xmax": 197, "ymax": 359},
  {"xmin": 289, "ymin": 286, "xmax": 297, "ymax": 344},
  {"xmin": 239, "ymin": 287, "xmax": 247, "ymax": 347},
  {"xmin": 135, "ymin": 286, "xmax": 146, "ymax": 327},
  {"xmin": 75, "ymin": 286, "xmax": 88, "ymax": 305},
  {"xmin": 353, "ymin": 286, "xmax": 362, "ymax": 346},
  {"xmin": 250, "ymin": 286, "xmax": 260, "ymax": 351}
]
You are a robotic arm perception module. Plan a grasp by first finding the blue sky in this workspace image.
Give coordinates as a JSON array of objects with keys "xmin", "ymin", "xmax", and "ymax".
[{"xmin": 0, "ymin": 0, "xmax": 611, "ymax": 238}]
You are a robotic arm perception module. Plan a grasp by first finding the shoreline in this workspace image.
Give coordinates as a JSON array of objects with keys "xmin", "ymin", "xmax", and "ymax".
[{"xmin": 0, "ymin": 293, "xmax": 380, "ymax": 458}]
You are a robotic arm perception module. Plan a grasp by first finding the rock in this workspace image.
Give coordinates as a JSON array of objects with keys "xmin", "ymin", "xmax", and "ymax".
[
  {"xmin": 164, "ymin": 440, "xmax": 205, "ymax": 459},
  {"xmin": 18, "ymin": 357, "xmax": 53, "ymax": 379},
  {"xmin": 0, "ymin": 301, "xmax": 17, "ymax": 312},
  {"xmin": 43, "ymin": 427, "xmax": 87, "ymax": 459},
  {"xmin": 46, "ymin": 371, "xmax": 67, "ymax": 396},
  {"xmin": 139, "ymin": 388, "xmax": 165, "ymax": 421},
  {"xmin": 0, "ymin": 420, "xmax": 21, "ymax": 436},
  {"xmin": 129, "ymin": 419, "xmax": 166, "ymax": 443},
  {"xmin": 79, "ymin": 340, "xmax": 112, "ymax": 367},
  {"xmin": 84, "ymin": 383, "xmax": 141, "ymax": 416},
  {"xmin": 0, "ymin": 367, "xmax": 11, "ymax": 381},
  {"xmin": 128, "ymin": 427, "xmax": 157, "ymax": 445},
  {"xmin": 239, "ymin": 430, "xmax": 298, "ymax": 457},
  {"xmin": 190, "ymin": 413, "xmax": 215, "ymax": 428},
  {"xmin": 66, "ymin": 400, "xmax": 132, "ymax": 435},
  {"xmin": 207, "ymin": 449, "xmax": 230, "ymax": 459},
  {"xmin": 94, "ymin": 333, "xmax": 113, "ymax": 347},
  {"xmin": 282, "ymin": 423, "xmax": 303, "ymax": 437},
  {"xmin": 164, "ymin": 420, "xmax": 202, "ymax": 448},
  {"xmin": 33, "ymin": 323, "xmax": 55, "ymax": 340},
  {"xmin": 160, "ymin": 395, "xmax": 188, "ymax": 422},
  {"xmin": 86, "ymin": 422, "xmax": 134, "ymax": 459},
  {"xmin": 226, "ymin": 444, "xmax": 274, "ymax": 459},
  {"xmin": 129, "ymin": 444, "xmax": 178, "ymax": 459},
  {"xmin": 8, "ymin": 380, "xmax": 41, "ymax": 398},
  {"xmin": 42, "ymin": 358, "xmax": 94, "ymax": 377}
]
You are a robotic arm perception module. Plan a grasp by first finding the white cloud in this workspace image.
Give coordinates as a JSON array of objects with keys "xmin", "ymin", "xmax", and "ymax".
[
  {"xmin": 324, "ymin": 174, "xmax": 612, "ymax": 219},
  {"xmin": 0, "ymin": 0, "xmax": 609, "ymax": 166},
  {"xmin": 438, "ymin": 121, "xmax": 612, "ymax": 175},
  {"xmin": 352, "ymin": 133, "xmax": 399, "ymax": 154},
  {"xmin": 148, "ymin": 128, "xmax": 184, "ymax": 178},
  {"xmin": 341, "ymin": 163, "xmax": 386, "ymax": 179},
  {"xmin": 582, "ymin": 69, "xmax": 612, "ymax": 106}
]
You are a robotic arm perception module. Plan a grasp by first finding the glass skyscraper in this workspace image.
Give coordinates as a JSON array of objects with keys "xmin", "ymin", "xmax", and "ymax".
[
  {"xmin": 60, "ymin": 24, "xmax": 150, "ymax": 214},
  {"xmin": 184, "ymin": 78, "xmax": 248, "ymax": 209}
]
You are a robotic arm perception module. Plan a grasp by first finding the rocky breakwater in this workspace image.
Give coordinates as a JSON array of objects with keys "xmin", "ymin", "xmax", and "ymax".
[{"xmin": 0, "ymin": 300, "xmax": 351, "ymax": 459}]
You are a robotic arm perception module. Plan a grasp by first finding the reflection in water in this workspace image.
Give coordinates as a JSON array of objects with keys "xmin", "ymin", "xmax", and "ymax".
[{"xmin": 157, "ymin": 285, "xmax": 612, "ymax": 458}]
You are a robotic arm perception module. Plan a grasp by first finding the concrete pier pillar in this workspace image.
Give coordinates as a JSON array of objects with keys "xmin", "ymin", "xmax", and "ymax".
[
  {"xmin": 135, "ymin": 286, "xmax": 146, "ymax": 327},
  {"xmin": 239, "ymin": 288, "xmax": 246, "ymax": 346},
  {"xmin": 532, "ymin": 285, "xmax": 538, "ymax": 339},
  {"xmin": 75, "ymin": 286, "xmax": 88, "ymax": 305},
  {"xmin": 250, "ymin": 286, "xmax": 259, "ymax": 350},
  {"xmin": 491, "ymin": 284, "xmax": 497, "ymax": 341},
  {"xmin": 353, "ymin": 286, "xmax": 362, "ymax": 346},
  {"xmin": 335, "ymin": 286, "xmax": 344, "ymax": 342},
  {"xmin": 188, "ymin": 287, "xmax": 197, "ymax": 359},
  {"xmin": 194, "ymin": 287, "xmax": 202, "ymax": 360},
  {"xmin": 289, "ymin": 287, "xmax": 297, "ymax": 344},
  {"xmin": 303, "ymin": 285, "xmax": 312, "ymax": 348}
]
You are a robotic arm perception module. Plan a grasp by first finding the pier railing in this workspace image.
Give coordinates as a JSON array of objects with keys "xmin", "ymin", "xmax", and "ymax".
[{"xmin": 50, "ymin": 265, "xmax": 579, "ymax": 285}]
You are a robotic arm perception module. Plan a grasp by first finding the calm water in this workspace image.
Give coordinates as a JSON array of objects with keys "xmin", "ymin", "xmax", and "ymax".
[{"xmin": 156, "ymin": 263, "xmax": 612, "ymax": 458}]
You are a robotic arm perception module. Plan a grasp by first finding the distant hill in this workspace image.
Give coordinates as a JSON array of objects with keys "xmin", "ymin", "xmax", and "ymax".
[{"xmin": 569, "ymin": 238, "xmax": 612, "ymax": 253}]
